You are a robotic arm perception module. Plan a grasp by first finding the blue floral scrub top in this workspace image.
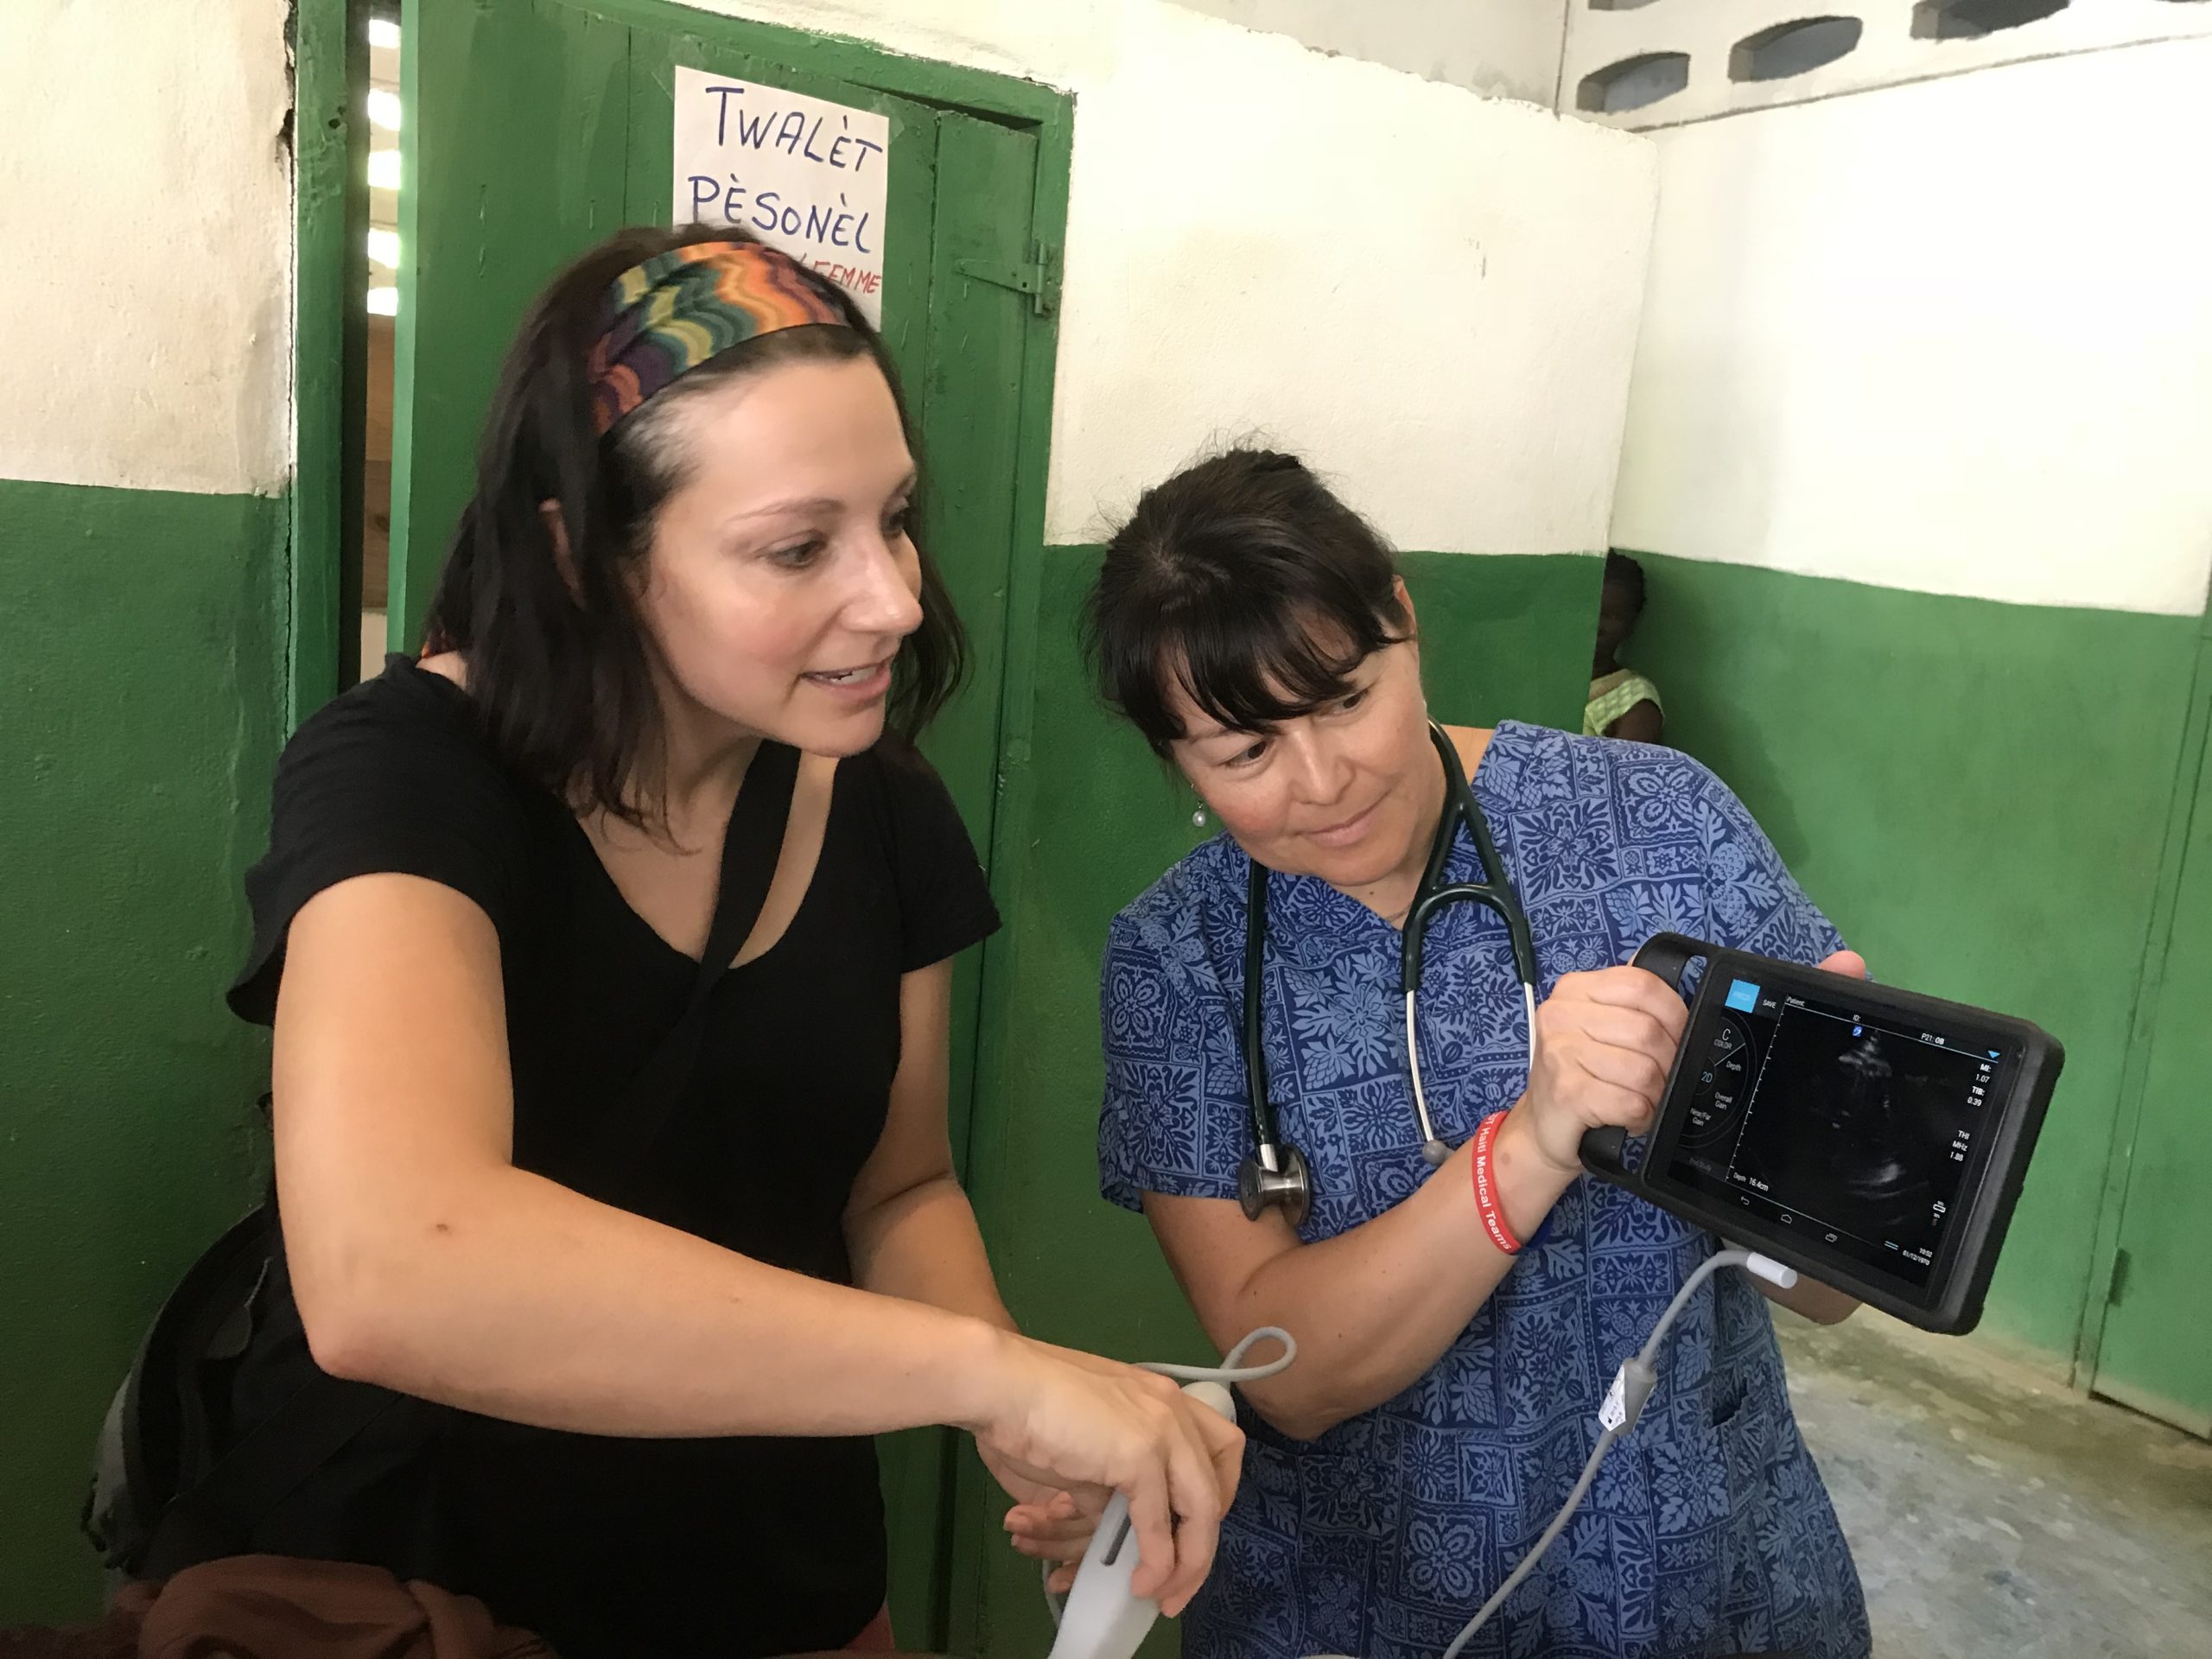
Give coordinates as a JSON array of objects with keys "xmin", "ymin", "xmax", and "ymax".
[{"xmin": 1099, "ymin": 725, "xmax": 1872, "ymax": 1659}]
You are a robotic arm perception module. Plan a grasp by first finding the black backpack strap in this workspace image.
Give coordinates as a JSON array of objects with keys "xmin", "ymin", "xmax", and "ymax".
[
  {"xmin": 87, "ymin": 1207, "xmax": 273, "ymax": 1569},
  {"xmin": 140, "ymin": 741, "xmax": 804, "ymax": 1571},
  {"xmin": 132, "ymin": 1210, "xmax": 405, "ymax": 1579},
  {"xmin": 143, "ymin": 1372, "xmax": 409, "ymax": 1580}
]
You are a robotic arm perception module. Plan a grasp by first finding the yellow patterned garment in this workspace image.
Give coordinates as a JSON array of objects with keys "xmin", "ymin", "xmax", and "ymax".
[{"xmin": 1585, "ymin": 666, "xmax": 1663, "ymax": 735}]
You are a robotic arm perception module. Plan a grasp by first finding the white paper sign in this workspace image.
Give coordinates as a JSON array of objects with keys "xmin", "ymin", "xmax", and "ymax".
[{"xmin": 672, "ymin": 65, "xmax": 891, "ymax": 326}]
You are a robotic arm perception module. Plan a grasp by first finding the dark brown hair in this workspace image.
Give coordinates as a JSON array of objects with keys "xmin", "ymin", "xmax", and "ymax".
[
  {"xmin": 1604, "ymin": 549, "xmax": 1648, "ymax": 613},
  {"xmin": 1085, "ymin": 448, "xmax": 1410, "ymax": 755}
]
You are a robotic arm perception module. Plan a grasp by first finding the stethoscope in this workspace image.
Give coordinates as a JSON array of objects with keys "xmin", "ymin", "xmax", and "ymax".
[{"xmin": 1237, "ymin": 722, "xmax": 1541, "ymax": 1226}]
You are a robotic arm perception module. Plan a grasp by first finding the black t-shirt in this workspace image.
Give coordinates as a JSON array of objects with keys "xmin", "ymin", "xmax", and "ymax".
[{"xmin": 221, "ymin": 658, "xmax": 999, "ymax": 1658}]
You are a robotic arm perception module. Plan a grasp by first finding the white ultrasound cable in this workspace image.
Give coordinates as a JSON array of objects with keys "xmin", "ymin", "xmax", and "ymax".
[
  {"xmin": 1433, "ymin": 1249, "xmax": 1793, "ymax": 1657},
  {"xmin": 1135, "ymin": 1324, "xmax": 1298, "ymax": 1388},
  {"xmin": 1039, "ymin": 1254, "xmax": 1796, "ymax": 1658}
]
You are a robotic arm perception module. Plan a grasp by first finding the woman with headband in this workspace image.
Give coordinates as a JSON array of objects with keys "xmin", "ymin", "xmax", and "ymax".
[{"xmin": 207, "ymin": 228, "xmax": 1239, "ymax": 1657}]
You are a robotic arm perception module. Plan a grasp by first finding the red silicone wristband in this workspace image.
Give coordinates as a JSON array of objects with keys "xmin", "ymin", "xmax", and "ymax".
[{"xmin": 1471, "ymin": 1112, "xmax": 1523, "ymax": 1255}]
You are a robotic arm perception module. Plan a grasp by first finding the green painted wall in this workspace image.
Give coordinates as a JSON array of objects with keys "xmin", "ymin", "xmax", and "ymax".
[
  {"xmin": 955, "ymin": 544, "xmax": 1599, "ymax": 1656},
  {"xmin": 1624, "ymin": 552, "xmax": 2198, "ymax": 1367},
  {"xmin": 0, "ymin": 480, "xmax": 285, "ymax": 1618}
]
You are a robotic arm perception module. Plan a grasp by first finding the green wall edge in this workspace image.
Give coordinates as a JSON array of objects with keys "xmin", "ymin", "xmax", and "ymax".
[{"xmin": 0, "ymin": 480, "xmax": 286, "ymax": 1618}]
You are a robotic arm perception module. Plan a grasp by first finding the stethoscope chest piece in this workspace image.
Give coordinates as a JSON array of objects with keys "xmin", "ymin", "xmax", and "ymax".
[{"xmin": 1237, "ymin": 1142, "xmax": 1313, "ymax": 1228}]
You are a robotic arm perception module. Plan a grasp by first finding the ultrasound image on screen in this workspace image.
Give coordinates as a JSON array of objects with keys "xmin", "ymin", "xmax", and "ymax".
[{"xmin": 1665, "ymin": 979, "xmax": 1997, "ymax": 1287}]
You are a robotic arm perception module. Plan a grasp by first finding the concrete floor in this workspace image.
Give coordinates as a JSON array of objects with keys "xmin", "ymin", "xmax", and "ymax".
[{"xmin": 1776, "ymin": 1312, "xmax": 2212, "ymax": 1658}]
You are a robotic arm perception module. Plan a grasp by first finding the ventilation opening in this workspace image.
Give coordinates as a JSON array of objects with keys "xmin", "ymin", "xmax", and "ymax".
[
  {"xmin": 1731, "ymin": 16, "xmax": 1865, "ymax": 81},
  {"xmin": 1577, "ymin": 51, "xmax": 1691, "ymax": 115},
  {"xmin": 1911, "ymin": 0, "xmax": 2069, "ymax": 40}
]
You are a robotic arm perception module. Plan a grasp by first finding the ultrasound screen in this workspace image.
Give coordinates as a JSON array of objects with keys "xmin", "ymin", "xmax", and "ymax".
[{"xmin": 1662, "ymin": 976, "xmax": 2002, "ymax": 1289}]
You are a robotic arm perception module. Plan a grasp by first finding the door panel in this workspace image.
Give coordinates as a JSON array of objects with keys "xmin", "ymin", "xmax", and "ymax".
[
  {"xmin": 392, "ymin": 0, "xmax": 631, "ymax": 650},
  {"xmin": 911, "ymin": 111, "xmax": 1044, "ymax": 1652},
  {"xmin": 2094, "ymin": 670, "xmax": 2212, "ymax": 1436},
  {"xmin": 913, "ymin": 111, "xmax": 1039, "ymax": 1144}
]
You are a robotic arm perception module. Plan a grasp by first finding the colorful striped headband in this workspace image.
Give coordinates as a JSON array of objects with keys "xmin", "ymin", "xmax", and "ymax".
[{"xmin": 587, "ymin": 241, "xmax": 846, "ymax": 435}]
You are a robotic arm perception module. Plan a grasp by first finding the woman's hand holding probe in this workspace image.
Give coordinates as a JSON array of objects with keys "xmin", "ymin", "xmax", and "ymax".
[{"xmin": 959, "ymin": 1332, "xmax": 1243, "ymax": 1617}]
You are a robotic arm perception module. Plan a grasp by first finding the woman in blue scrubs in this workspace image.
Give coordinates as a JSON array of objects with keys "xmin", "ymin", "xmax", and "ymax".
[{"xmin": 1084, "ymin": 449, "xmax": 1873, "ymax": 1659}]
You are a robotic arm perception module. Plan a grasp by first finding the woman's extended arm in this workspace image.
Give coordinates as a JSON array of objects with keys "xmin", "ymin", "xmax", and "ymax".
[{"xmin": 274, "ymin": 874, "xmax": 1239, "ymax": 1613}]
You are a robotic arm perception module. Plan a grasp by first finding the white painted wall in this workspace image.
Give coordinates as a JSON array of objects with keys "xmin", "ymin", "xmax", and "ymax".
[
  {"xmin": 1042, "ymin": 6, "xmax": 1651, "ymax": 552},
  {"xmin": 664, "ymin": 0, "xmax": 1117, "ymax": 86},
  {"xmin": 678, "ymin": 0, "xmax": 1657, "ymax": 556},
  {"xmin": 1564, "ymin": 0, "xmax": 2212, "ymax": 131},
  {"xmin": 1611, "ymin": 36, "xmax": 2212, "ymax": 617},
  {"xmin": 1173, "ymin": 0, "xmax": 1569, "ymax": 106},
  {"xmin": 0, "ymin": 0, "xmax": 293, "ymax": 496}
]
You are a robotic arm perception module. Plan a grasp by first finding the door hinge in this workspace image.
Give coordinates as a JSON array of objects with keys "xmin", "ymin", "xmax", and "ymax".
[
  {"xmin": 954, "ymin": 240, "xmax": 1059, "ymax": 316},
  {"xmin": 2107, "ymin": 1247, "xmax": 2133, "ymax": 1306}
]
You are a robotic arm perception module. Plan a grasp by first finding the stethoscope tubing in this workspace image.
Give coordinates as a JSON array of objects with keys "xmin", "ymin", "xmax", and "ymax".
[{"xmin": 1245, "ymin": 723, "xmax": 1540, "ymax": 1197}]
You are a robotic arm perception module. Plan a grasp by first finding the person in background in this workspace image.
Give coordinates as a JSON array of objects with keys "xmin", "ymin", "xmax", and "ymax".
[{"xmin": 1585, "ymin": 550, "xmax": 1665, "ymax": 743}]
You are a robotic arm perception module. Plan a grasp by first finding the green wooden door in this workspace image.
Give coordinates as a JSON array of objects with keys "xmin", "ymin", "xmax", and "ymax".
[
  {"xmin": 2092, "ymin": 623, "xmax": 2212, "ymax": 1438},
  {"xmin": 392, "ymin": 1, "xmax": 1065, "ymax": 1643},
  {"xmin": 391, "ymin": 0, "xmax": 631, "ymax": 656}
]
